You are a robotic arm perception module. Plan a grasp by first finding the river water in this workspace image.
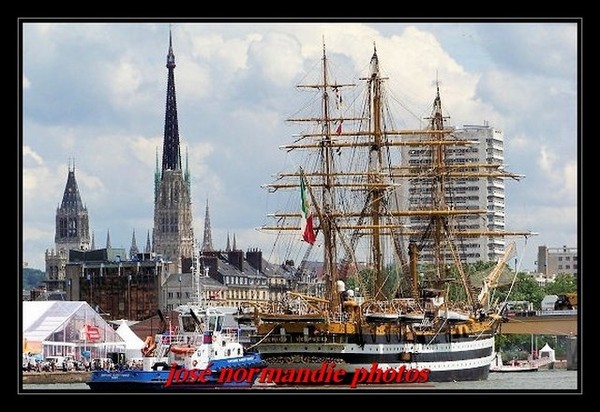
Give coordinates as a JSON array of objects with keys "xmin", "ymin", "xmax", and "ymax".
[{"xmin": 20, "ymin": 369, "xmax": 580, "ymax": 393}]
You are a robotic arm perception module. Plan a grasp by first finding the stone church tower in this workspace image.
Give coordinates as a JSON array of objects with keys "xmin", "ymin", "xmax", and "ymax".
[
  {"xmin": 152, "ymin": 31, "xmax": 194, "ymax": 273},
  {"xmin": 45, "ymin": 163, "xmax": 91, "ymax": 290}
]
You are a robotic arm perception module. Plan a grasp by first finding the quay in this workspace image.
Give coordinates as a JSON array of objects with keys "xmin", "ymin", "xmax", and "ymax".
[
  {"xmin": 499, "ymin": 313, "xmax": 577, "ymax": 335},
  {"xmin": 22, "ymin": 371, "xmax": 91, "ymax": 384}
]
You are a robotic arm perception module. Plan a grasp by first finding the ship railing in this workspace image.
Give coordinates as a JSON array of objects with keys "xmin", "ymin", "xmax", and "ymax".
[
  {"xmin": 535, "ymin": 309, "xmax": 577, "ymax": 317},
  {"xmin": 219, "ymin": 329, "xmax": 241, "ymax": 342},
  {"xmin": 154, "ymin": 333, "xmax": 197, "ymax": 347},
  {"xmin": 262, "ymin": 333, "xmax": 347, "ymax": 344}
]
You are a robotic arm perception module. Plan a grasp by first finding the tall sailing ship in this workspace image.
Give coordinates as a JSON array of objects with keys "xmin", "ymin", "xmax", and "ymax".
[{"xmin": 237, "ymin": 42, "xmax": 532, "ymax": 383}]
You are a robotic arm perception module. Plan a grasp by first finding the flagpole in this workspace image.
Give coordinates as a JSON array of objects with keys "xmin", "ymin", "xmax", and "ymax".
[{"xmin": 179, "ymin": 275, "xmax": 182, "ymax": 306}]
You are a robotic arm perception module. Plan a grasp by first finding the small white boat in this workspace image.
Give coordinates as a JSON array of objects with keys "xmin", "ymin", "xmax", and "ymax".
[{"xmin": 490, "ymin": 351, "xmax": 539, "ymax": 373}]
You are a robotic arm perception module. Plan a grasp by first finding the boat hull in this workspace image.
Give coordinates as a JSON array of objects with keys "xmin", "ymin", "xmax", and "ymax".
[
  {"xmin": 86, "ymin": 370, "xmax": 256, "ymax": 392},
  {"xmin": 253, "ymin": 335, "xmax": 496, "ymax": 384},
  {"xmin": 489, "ymin": 366, "xmax": 538, "ymax": 373},
  {"xmin": 87, "ymin": 354, "xmax": 266, "ymax": 392}
]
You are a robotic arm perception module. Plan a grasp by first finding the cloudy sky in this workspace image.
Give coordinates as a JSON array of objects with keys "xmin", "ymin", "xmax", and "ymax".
[{"xmin": 20, "ymin": 18, "xmax": 579, "ymax": 273}]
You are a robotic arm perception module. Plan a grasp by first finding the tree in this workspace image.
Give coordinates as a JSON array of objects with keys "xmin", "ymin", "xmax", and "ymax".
[
  {"xmin": 22, "ymin": 268, "xmax": 45, "ymax": 290},
  {"xmin": 545, "ymin": 274, "xmax": 577, "ymax": 295},
  {"xmin": 499, "ymin": 273, "xmax": 546, "ymax": 309}
]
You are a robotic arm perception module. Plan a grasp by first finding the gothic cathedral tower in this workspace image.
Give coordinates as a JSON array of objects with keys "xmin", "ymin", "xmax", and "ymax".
[
  {"xmin": 152, "ymin": 30, "xmax": 194, "ymax": 273},
  {"xmin": 45, "ymin": 162, "xmax": 91, "ymax": 290}
]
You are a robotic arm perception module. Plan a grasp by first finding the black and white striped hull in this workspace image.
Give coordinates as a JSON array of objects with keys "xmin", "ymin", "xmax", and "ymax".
[{"xmin": 257, "ymin": 335, "xmax": 495, "ymax": 383}]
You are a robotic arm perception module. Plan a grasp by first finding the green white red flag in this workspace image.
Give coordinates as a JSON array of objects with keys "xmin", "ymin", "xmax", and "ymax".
[{"xmin": 300, "ymin": 174, "xmax": 316, "ymax": 244}]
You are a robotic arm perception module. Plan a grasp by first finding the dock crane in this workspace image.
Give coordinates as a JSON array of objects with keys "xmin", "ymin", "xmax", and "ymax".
[{"xmin": 477, "ymin": 241, "xmax": 516, "ymax": 310}]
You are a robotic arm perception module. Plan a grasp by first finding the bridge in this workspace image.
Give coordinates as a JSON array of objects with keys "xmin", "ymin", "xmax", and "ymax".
[{"xmin": 497, "ymin": 311, "xmax": 577, "ymax": 336}]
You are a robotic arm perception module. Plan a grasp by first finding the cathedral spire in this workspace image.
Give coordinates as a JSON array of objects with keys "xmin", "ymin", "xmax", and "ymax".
[
  {"xmin": 201, "ymin": 198, "xmax": 214, "ymax": 252},
  {"xmin": 106, "ymin": 229, "xmax": 112, "ymax": 249},
  {"xmin": 161, "ymin": 27, "xmax": 181, "ymax": 174},
  {"xmin": 130, "ymin": 229, "xmax": 139, "ymax": 259},
  {"xmin": 60, "ymin": 161, "xmax": 84, "ymax": 211},
  {"xmin": 152, "ymin": 29, "xmax": 194, "ymax": 273},
  {"xmin": 145, "ymin": 230, "xmax": 152, "ymax": 253}
]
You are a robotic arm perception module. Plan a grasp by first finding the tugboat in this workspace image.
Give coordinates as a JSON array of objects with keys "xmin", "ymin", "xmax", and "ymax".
[{"xmin": 87, "ymin": 307, "xmax": 266, "ymax": 392}]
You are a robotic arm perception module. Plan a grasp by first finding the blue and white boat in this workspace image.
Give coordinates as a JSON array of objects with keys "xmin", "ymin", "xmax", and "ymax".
[{"xmin": 87, "ymin": 307, "xmax": 266, "ymax": 392}]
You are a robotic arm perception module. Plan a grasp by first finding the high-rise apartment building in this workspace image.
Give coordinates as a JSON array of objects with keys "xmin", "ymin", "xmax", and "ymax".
[{"xmin": 402, "ymin": 122, "xmax": 513, "ymax": 264}]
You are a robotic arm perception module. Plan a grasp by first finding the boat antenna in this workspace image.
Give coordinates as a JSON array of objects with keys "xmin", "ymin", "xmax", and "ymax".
[{"xmin": 190, "ymin": 309, "xmax": 202, "ymax": 328}]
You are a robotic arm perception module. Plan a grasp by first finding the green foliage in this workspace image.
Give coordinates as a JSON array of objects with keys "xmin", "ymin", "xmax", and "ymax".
[
  {"xmin": 352, "ymin": 265, "xmax": 406, "ymax": 299},
  {"xmin": 495, "ymin": 333, "xmax": 569, "ymax": 359},
  {"xmin": 351, "ymin": 259, "xmax": 576, "ymax": 310},
  {"xmin": 544, "ymin": 274, "xmax": 577, "ymax": 295},
  {"xmin": 511, "ymin": 274, "xmax": 546, "ymax": 305},
  {"xmin": 22, "ymin": 268, "xmax": 45, "ymax": 290},
  {"xmin": 495, "ymin": 273, "xmax": 546, "ymax": 309}
]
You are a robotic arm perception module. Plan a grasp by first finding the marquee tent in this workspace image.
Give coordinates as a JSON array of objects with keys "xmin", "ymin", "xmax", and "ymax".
[
  {"xmin": 539, "ymin": 343, "xmax": 556, "ymax": 362},
  {"xmin": 115, "ymin": 319, "xmax": 145, "ymax": 359},
  {"xmin": 22, "ymin": 301, "xmax": 126, "ymax": 360}
]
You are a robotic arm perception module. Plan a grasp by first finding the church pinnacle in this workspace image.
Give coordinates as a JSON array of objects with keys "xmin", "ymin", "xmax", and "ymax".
[{"xmin": 201, "ymin": 198, "xmax": 214, "ymax": 252}]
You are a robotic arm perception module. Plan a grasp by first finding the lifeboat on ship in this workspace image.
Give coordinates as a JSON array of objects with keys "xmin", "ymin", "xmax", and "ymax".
[{"xmin": 169, "ymin": 345, "xmax": 196, "ymax": 355}]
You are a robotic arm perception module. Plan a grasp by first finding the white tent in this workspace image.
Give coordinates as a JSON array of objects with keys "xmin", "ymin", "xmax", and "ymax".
[
  {"xmin": 22, "ymin": 301, "xmax": 126, "ymax": 360},
  {"xmin": 539, "ymin": 343, "xmax": 556, "ymax": 362},
  {"xmin": 115, "ymin": 319, "xmax": 145, "ymax": 360}
]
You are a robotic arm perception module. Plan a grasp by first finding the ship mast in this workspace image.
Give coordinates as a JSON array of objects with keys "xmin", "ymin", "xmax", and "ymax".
[
  {"xmin": 429, "ymin": 83, "xmax": 475, "ymax": 305},
  {"xmin": 291, "ymin": 40, "xmax": 357, "ymax": 312},
  {"xmin": 364, "ymin": 44, "xmax": 385, "ymax": 300},
  {"xmin": 319, "ymin": 41, "xmax": 338, "ymax": 311},
  {"xmin": 402, "ymin": 82, "xmax": 534, "ymax": 311}
]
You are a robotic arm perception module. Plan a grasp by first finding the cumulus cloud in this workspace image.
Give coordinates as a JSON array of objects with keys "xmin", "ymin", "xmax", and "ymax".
[{"xmin": 20, "ymin": 21, "xmax": 578, "ymax": 271}]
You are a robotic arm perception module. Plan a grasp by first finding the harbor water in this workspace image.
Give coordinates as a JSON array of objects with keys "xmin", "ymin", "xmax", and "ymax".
[{"xmin": 21, "ymin": 369, "xmax": 579, "ymax": 393}]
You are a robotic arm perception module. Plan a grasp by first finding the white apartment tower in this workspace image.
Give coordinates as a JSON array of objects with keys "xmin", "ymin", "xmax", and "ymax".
[{"xmin": 403, "ymin": 122, "xmax": 510, "ymax": 265}]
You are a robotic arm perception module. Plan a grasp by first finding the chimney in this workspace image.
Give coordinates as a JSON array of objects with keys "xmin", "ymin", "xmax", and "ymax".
[
  {"xmin": 227, "ymin": 250, "xmax": 244, "ymax": 272},
  {"xmin": 246, "ymin": 248, "xmax": 262, "ymax": 273},
  {"xmin": 200, "ymin": 255, "xmax": 218, "ymax": 278}
]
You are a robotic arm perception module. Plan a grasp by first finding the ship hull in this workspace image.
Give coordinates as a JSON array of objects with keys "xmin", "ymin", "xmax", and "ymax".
[
  {"xmin": 87, "ymin": 354, "xmax": 266, "ymax": 392},
  {"xmin": 87, "ymin": 371, "xmax": 252, "ymax": 393},
  {"xmin": 86, "ymin": 370, "xmax": 255, "ymax": 392},
  {"xmin": 253, "ymin": 335, "xmax": 495, "ymax": 384}
]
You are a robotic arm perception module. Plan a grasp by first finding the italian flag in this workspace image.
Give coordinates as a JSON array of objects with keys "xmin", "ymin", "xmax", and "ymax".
[{"xmin": 300, "ymin": 174, "xmax": 316, "ymax": 245}]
